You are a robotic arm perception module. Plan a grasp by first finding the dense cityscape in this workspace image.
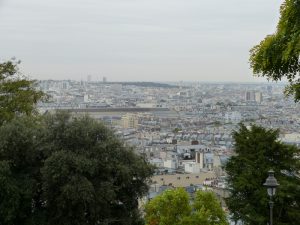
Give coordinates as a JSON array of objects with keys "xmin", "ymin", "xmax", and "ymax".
[{"xmin": 37, "ymin": 79, "xmax": 300, "ymax": 206}]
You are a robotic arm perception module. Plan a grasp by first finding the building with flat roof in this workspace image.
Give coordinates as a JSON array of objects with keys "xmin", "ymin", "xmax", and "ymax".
[{"xmin": 121, "ymin": 113, "xmax": 139, "ymax": 129}]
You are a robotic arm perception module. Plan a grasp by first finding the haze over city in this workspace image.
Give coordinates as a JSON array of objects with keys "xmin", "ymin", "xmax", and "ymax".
[{"xmin": 0, "ymin": 0, "xmax": 283, "ymax": 82}]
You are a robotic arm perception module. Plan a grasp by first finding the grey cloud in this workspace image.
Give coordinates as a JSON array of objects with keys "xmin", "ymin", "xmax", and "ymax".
[{"xmin": 0, "ymin": 0, "xmax": 283, "ymax": 81}]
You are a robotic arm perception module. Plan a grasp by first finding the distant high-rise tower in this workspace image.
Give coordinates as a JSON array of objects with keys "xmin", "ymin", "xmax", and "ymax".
[
  {"xmin": 62, "ymin": 81, "xmax": 68, "ymax": 90},
  {"xmin": 255, "ymin": 92, "xmax": 263, "ymax": 103},
  {"xmin": 245, "ymin": 91, "xmax": 263, "ymax": 103},
  {"xmin": 87, "ymin": 75, "xmax": 92, "ymax": 82},
  {"xmin": 103, "ymin": 77, "xmax": 107, "ymax": 83},
  {"xmin": 245, "ymin": 91, "xmax": 255, "ymax": 101}
]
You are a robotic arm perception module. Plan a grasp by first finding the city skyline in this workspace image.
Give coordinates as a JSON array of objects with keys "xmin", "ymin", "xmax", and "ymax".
[{"xmin": 0, "ymin": 0, "xmax": 283, "ymax": 82}]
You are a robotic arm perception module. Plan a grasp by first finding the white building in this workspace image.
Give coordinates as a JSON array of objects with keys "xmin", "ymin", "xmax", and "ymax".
[
  {"xmin": 183, "ymin": 162, "xmax": 201, "ymax": 174},
  {"xmin": 255, "ymin": 92, "xmax": 263, "ymax": 103},
  {"xmin": 163, "ymin": 159, "xmax": 178, "ymax": 169}
]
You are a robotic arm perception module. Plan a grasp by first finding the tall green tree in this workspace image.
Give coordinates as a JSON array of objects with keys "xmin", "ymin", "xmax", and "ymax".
[
  {"xmin": 0, "ymin": 113, "xmax": 153, "ymax": 225},
  {"xmin": 144, "ymin": 188, "xmax": 228, "ymax": 225},
  {"xmin": 250, "ymin": 0, "xmax": 300, "ymax": 101},
  {"xmin": 0, "ymin": 116, "xmax": 45, "ymax": 225},
  {"xmin": 225, "ymin": 124, "xmax": 300, "ymax": 225},
  {"xmin": 0, "ymin": 60, "xmax": 45, "ymax": 124}
]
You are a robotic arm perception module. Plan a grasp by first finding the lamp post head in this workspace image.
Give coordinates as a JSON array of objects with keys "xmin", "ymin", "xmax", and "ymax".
[{"xmin": 263, "ymin": 169, "xmax": 279, "ymax": 197}]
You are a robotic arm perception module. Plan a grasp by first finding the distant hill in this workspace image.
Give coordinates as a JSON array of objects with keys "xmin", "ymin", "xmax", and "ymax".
[
  {"xmin": 106, "ymin": 82, "xmax": 178, "ymax": 88},
  {"xmin": 38, "ymin": 80, "xmax": 178, "ymax": 88}
]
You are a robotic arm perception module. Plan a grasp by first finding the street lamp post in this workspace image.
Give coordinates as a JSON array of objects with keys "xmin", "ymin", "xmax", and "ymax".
[{"xmin": 263, "ymin": 170, "xmax": 279, "ymax": 225}]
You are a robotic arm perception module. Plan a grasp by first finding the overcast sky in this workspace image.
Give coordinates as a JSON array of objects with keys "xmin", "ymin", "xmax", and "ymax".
[{"xmin": 0, "ymin": 0, "xmax": 283, "ymax": 82}]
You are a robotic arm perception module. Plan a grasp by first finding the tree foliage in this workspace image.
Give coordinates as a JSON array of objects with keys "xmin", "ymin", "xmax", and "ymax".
[
  {"xmin": 249, "ymin": 0, "xmax": 300, "ymax": 101},
  {"xmin": 144, "ymin": 188, "xmax": 228, "ymax": 225},
  {"xmin": 225, "ymin": 124, "xmax": 300, "ymax": 225},
  {"xmin": 0, "ymin": 60, "xmax": 45, "ymax": 124},
  {"xmin": 0, "ymin": 113, "xmax": 153, "ymax": 225}
]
